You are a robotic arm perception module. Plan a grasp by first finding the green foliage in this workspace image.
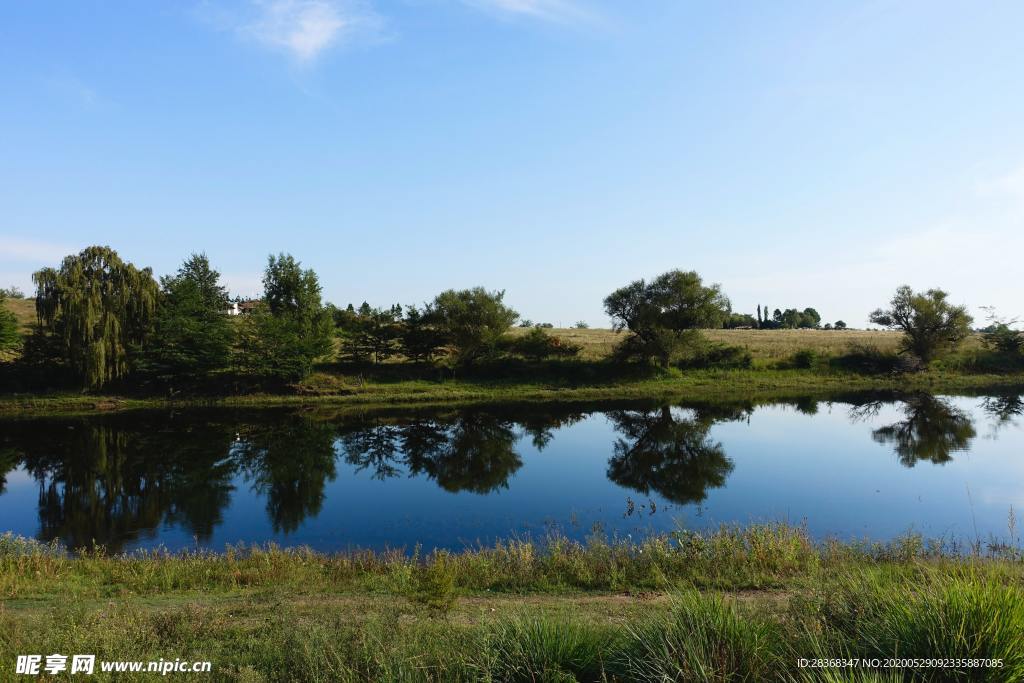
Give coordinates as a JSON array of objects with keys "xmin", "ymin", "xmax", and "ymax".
[
  {"xmin": 504, "ymin": 327, "xmax": 582, "ymax": 362},
  {"xmin": 573, "ymin": 320, "xmax": 589, "ymax": 329},
  {"xmin": 789, "ymin": 349, "xmax": 820, "ymax": 369},
  {"xmin": 233, "ymin": 254, "xmax": 333, "ymax": 382},
  {"xmin": 31, "ymin": 245, "xmax": 158, "ymax": 389},
  {"xmin": 235, "ymin": 305, "xmax": 330, "ymax": 383},
  {"xmin": 144, "ymin": 254, "xmax": 233, "ymax": 382},
  {"xmin": 833, "ymin": 320, "xmax": 847, "ymax": 330},
  {"xmin": 799, "ymin": 307, "xmax": 821, "ymax": 328},
  {"xmin": 412, "ymin": 550, "xmax": 458, "ymax": 613},
  {"xmin": 401, "ymin": 305, "xmax": 446, "ymax": 363},
  {"xmin": 724, "ymin": 312, "xmax": 758, "ymax": 328},
  {"xmin": 338, "ymin": 305, "xmax": 403, "ymax": 363},
  {"xmin": 430, "ymin": 287, "xmax": 519, "ymax": 364},
  {"xmin": 604, "ymin": 270, "xmax": 730, "ymax": 367},
  {"xmin": 769, "ymin": 307, "xmax": 822, "ymax": 329},
  {"xmin": 870, "ymin": 286, "xmax": 973, "ymax": 363}
]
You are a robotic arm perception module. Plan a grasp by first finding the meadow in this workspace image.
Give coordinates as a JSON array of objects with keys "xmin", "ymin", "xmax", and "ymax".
[{"xmin": 2, "ymin": 525, "xmax": 1022, "ymax": 681}]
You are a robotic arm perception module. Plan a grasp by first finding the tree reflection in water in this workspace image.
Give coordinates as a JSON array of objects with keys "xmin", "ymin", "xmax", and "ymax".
[
  {"xmin": 981, "ymin": 392, "xmax": 1024, "ymax": 433},
  {"xmin": 338, "ymin": 410, "xmax": 530, "ymax": 494},
  {"xmin": 851, "ymin": 393, "xmax": 976, "ymax": 467},
  {"xmin": 606, "ymin": 404, "xmax": 749, "ymax": 505},
  {"xmin": 232, "ymin": 417, "xmax": 338, "ymax": 533},
  {"xmin": 1, "ymin": 415, "xmax": 237, "ymax": 552}
]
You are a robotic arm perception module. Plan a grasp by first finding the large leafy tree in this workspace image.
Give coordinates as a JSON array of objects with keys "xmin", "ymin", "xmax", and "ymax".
[
  {"xmin": 146, "ymin": 253, "xmax": 233, "ymax": 383},
  {"xmin": 430, "ymin": 287, "xmax": 519, "ymax": 364},
  {"xmin": 234, "ymin": 254, "xmax": 333, "ymax": 382},
  {"xmin": 604, "ymin": 270, "xmax": 730, "ymax": 367},
  {"xmin": 32, "ymin": 246, "xmax": 158, "ymax": 389},
  {"xmin": 869, "ymin": 286, "xmax": 973, "ymax": 363}
]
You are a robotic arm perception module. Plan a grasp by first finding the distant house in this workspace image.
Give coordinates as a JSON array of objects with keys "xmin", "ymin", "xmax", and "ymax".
[{"xmin": 223, "ymin": 300, "xmax": 262, "ymax": 316}]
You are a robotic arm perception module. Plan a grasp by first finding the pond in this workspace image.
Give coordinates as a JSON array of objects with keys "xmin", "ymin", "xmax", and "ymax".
[{"xmin": 1, "ymin": 390, "xmax": 1022, "ymax": 554}]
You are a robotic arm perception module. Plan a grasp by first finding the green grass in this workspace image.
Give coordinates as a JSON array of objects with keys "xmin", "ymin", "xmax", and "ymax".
[
  {"xmin": 2, "ymin": 367, "xmax": 1023, "ymax": 417},
  {"xmin": 2, "ymin": 525, "xmax": 1022, "ymax": 681}
]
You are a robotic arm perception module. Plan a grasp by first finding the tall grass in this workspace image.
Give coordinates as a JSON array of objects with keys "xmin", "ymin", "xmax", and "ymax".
[
  {"xmin": 483, "ymin": 617, "xmax": 616, "ymax": 682},
  {"xmin": 5, "ymin": 526, "xmax": 1024, "ymax": 680},
  {"xmin": 614, "ymin": 591, "xmax": 784, "ymax": 682},
  {"xmin": 3, "ymin": 524, "xmax": 1022, "ymax": 600},
  {"xmin": 811, "ymin": 570, "xmax": 1024, "ymax": 682}
]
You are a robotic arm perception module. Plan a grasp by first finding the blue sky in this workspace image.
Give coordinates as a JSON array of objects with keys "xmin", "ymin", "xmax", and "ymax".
[{"xmin": 2, "ymin": 1, "xmax": 1023, "ymax": 327}]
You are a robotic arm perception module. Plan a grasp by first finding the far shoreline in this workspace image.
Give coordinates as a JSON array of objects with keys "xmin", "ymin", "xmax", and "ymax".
[{"xmin": 3, "ymin": 367, "xmax": 1023, "ymax": 417}]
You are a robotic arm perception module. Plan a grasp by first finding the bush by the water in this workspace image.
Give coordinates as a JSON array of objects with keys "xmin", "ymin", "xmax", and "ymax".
[{"xmin": 677, "ymin": 343, "xmax": 754, "ymax": 370}]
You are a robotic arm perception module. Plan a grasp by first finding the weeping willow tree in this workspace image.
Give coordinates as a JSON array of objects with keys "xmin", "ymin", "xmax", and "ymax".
[{"xmin": 33, "ymin": 246, "xmax": 158, "ymax": 389}]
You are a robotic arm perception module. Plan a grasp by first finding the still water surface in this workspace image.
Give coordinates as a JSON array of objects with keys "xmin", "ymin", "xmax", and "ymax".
[{"xmin": 1, "ymin": 391, "xmax": 1021, "ymax": 553}]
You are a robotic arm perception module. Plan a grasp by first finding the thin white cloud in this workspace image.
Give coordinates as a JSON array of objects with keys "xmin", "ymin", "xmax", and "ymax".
[
  {"xmin": 201, "ymin": 0, "xmax": 380, "ymax": 63},
  {"xmin": 463, "ymin": 0, "xmax": 594, "ymax": 24}
]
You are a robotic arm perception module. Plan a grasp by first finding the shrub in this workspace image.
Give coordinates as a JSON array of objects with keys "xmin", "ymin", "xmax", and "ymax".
[
  {"xmin": 678, "ymin": 343, "xmax": 753, "ymax": 370},
  {"xmin": 412, "ymin": 550, "xmax": 458, "ymax": 613},
  {"xmin": 504, "ymin": 327, "xmax": 583, "ymax": 362},
  {"xmin": 834, "ymin": 343, "xmax": 908, "ymax": 374},
  {"xmin": 789, "ymin": 349, "xmax": 819, "ymax": 369}
]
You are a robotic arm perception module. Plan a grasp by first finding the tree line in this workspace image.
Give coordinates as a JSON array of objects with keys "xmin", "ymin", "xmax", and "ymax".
[{"xmin": 2, "ymin": 245, "xmax": 1020, "ymax": 390}]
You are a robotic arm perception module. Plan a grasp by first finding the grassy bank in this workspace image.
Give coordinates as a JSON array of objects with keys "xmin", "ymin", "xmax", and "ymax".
[
  {"xmin": 2, "ymin": 525, "xmax": 1023, "ymax": 681},
  {"xmin": 2, "ymin": 367, "xmax": 1024, "ymax": 417}
]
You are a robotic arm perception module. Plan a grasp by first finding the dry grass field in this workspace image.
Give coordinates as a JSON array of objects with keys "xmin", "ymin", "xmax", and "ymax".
[
  {"xmin": 3, "ymin": 296, "xmax": 35, "ymax": 333},
  {"xmin": 510, "ymin": 325, "xmax": 927, "ymax": 361}
]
